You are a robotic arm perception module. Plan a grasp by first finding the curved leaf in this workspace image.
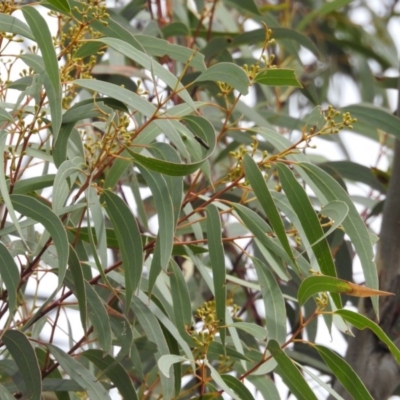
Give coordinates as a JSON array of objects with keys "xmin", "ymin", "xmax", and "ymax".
[
  {"xmin": 103, "ymin": 190, "xmax": 143, "ymax": 311},
  {"xmin": 10, "ymin": 194, "xmax": 69, "ymax": 287},
  {"xmin": 298, "ymin": 275, "xmax": 393, "ymax": 306},
  {"xmin": 48, "ymin": 345, "xmax": 111, "ymax": 400},
  {"xmin": 206, "ymin": 204, "xmax": 226, "ymax": 344},
  {"xmin": 254, "ymin": 68, "xmax": 302, "ymax": 87},
  {"xmin": 195, "ymin": 62, "xmax": 250, "ymax": 95},
  {"xmin": 267, "ymin": 339, "xmax": 318, "ymax": 400},
  {"xmin": 0, "ymin": 243, "xmax": 20, "ymax": 316},
  {"xmin": 2, "ymin": 330, "xmax": 41, "ymax": 400},
  {"xmin": 0, "ymin": 14, "xmax": 34, "ymax": 40}
]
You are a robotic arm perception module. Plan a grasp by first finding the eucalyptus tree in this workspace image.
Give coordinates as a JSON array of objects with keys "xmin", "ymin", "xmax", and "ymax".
[{"xmin": 0, "ymin": 0, "xmax": 399, "ymax": 399}]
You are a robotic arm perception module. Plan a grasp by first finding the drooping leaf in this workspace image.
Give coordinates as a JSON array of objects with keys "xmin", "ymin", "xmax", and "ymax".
[
  {"xmin": 158, "ymin": 355, "xmax": 187, "ymax": 378},
  {"xmin": 0, "ymin": 243, "xmax": 20, "ymax": 317},
  {"xmin": 220, "ymin": 375, "xmax": 254, "ymax": 400},
  {"xmin": 48, "ymin": 345, "xmax": 111, "ymax": 400},
  {"xmin": 267, "ymin": 339, "xmax": 318, "ymax": 400},
  {"xmin": 83, "ymin": 349, "xmax": 138, "ymax": 400},
  {"xmin": 22, "ymin": 7, "xmax": 62, "ymax": 137},
  {"xmin": 335, "ymin": 309, "xmax": 400, "ymax": 363},
  {"xmin": 253, "ymin": 258, "xmax": 286, "ymax": 344},
  {"xmin": 315, "ymin": 345, "xmax": 373, "ymax": 399},
  {"xmin": 298, "ymin": 162, "xmax": 378, "ymax": 314},
  {"xmin": 243, "ymin": 154, "xmax": 296, "ymax": 265},
  {"xmin": 10, "ymin": 194, "xmax": 69, "ymax": 287},
  {"xmin": 2, "ymin": 330, "xmax": 42, "ymax": 400},
  {"xmin": 44, "ymin": 0, "xmax": 71, "ymax": 14},
  {"xmin": 277, "ymin": 163, "xmax": 342, "ymax": 308},
  {"xmin": 206, "ymin": 204, "xmax": 226, "ymax": 345},
  {"xmin": 0, "ymin": 14, "xmax": 34, "ymax": 40},
  {"xmin": 84, "ymin": 281, "xmax": 112, "ymax": 352},
  {"xmin": 103, "ymin": 190, "xmax": 143, "ymax": 312}
]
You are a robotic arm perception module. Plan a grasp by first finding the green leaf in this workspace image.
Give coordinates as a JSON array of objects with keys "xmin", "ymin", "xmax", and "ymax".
[
  {"xmin": 220, "ymin": 375, "xmax": 254, "ymax": 400},
  {"xmin": 195, "ymin": 62, "xmax": 249, "ymax": 95},
  {"xmin": 96, "ymin": 37, "xmax": 196, "ymax": 109},
  {"xmin": 254, "ymin": 69, "xmax": 302, "ymax": 87},
  {"xmin": 2, "ymin": 330, "xmax": 42, "ymax": 400},
  {"xmin": 0, "ymin": 14, "xmax": 34, "ymax": 40},
  {"xmin": 335, "ymin": 309, "xmax": 400, "ymax": 363},
  {"xmin": 0, "ymin": 131, "xmax": 28, "ymax": 247},
  {"xmin": 103, "ymin": 190, "xmax": 143, "ymax": 312},
  {"xmin": 298, "ymin": 162, "xmax": 378, "ymax": 314},
  {"xmin": 253, "ymin": 258, "xmax": 286, "ymax": 344},
  {"xmin": 277, "ymin": 163, "xmax": 342, "ymax": 308},
  {"xmin": 342, "ymin": 103, "xmax": 400, "ymax": 140},
  {"xmin": 248, "ymin": 376, "xmax": 281, "ymax": 400},
  {"xmin": 158, "ymin": 355, "xmax": 187, "ymax": 378},
  {"xmin": 243, "ymin": 154, "xmax": 296, "ymax": 265},
  {"xmin": 298, "ymin": 275, "xmax": 392, "ymax": 306},
  {"xmin": 232, "ymin": 203, "xmax": 292, "ymax": 277},
  {"xmin": 73, "ymin": 79, "xmax": 157, "ymax": 117},
  {"xmin": 0, "ymin": 385, "xmax": 15, "ymax": 400},
  {"xmin": 131, "ymin": 296, "xmax": 174, "ymax": 400},
  {"xmin": 67, "ymin": 246, "xmax": 87, "ymax": 331},
  {"xmin": 48, "ymin": 345, "xmax": 111, "ymax": 400},
  {"xmin": 45, "ymin": 0, "xmax": 71, "ymax": 14},
  {"xmin": 0, "ymin": 243, "xmax": 20, "ymax": 317},
  {"xmin": 224, "ymin": 0, "xmax": 260, "ymax": 15},
  {"xmin": 138, "ymin": 166, "xmax": 174, "ymax": 291},
  {"xmin": 84, "ymin": 281, "xmax": 112, "ymax": 352},
  {"xmin": 228, "ymin": 322, "xmax": 268, "ymax": 342},
  {"xmin": 0, "ymin": 107, "xmax": 13, "ymax": 124},
  {"xmin": 205, "ymin": 359, "xmax": 242, "ymax": 400},
  {"xmin": 169, "ymin": 260, "xmax": 193, "ymax": 344},
  {"xmin": 297, "ymin": 0, "xmax": 353, "ymax": 30},
  {"xmin": 126, "ymin": 115, "xmax": 215, "ymax": 176},
  {"xmin": 22, "ymin": 7, "xmax": 62, "ymax": 137},
  {"xmin": 11, "ymin": 194, "xmax": 69, "ymax": 287},
  {"xmin": 267, "ymin": 339, "xmax": 318, "ymax": 400},
  {"xmin": 206, "ymin": 204, "xmax": 226, "ymax": 345},
  {"xmin": 315, "ymin": 345, "xmax": 374, "ymax": 399},
  {"xmin": 83, "ymin": 349, "xmax": 138, "ymax": 400}
]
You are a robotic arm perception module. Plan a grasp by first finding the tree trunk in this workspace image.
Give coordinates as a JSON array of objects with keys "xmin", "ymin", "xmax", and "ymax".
[{"xmin": 329, "ymin": 79, "xmax": 400, "ymax": 399}]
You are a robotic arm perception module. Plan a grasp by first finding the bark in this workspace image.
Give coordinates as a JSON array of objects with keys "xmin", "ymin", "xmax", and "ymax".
[{"xmin": 329, "ymin": 78, "xmax": 400, "ymax": 399}]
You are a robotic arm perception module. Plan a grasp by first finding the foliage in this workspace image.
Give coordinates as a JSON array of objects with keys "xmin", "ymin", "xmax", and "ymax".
[{"xmin": 0, "ymin": 0, "xmax": 399, "ymax": 399}]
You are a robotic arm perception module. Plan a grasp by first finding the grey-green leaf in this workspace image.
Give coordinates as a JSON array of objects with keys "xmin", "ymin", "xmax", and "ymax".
[
  {"xmin": 2, "ymin": 330, "xmax": 42, "ymax": 400},
  {"xmin": 48, "ymin": 344, "xmax": 111, "ymax": 400},
  {"xmin": 0, "ymin": 243, "xmax": 20, "ymax": 316},
  {"xmin": 103, "ymin": 191, "xmax": 143, "ymax": 312}
]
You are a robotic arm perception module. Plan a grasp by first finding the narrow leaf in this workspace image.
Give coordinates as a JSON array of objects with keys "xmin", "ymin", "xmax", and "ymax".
[
  {"xmin": 335, "ymin": 309, "xmax": 400, "ymax": 363},
  {"xmin": 11, "ymin": 194, "xmax": 69, "ymax": 287},
  {"xmin": 158, "ymin": 355, "xmax": 187, "ymax": 378},
  {"xmin": 253, "ymin": 258, "xmax": 286, "ymax": 343},
  {"xmin": 220, "ymin": 375, "xmax": 254, "ymax": 400},
  {"xmin": 103, "ymin": 191, "xmax": 143, "ymax": 311},
  {"xmin": 206, "ymin": 204, "xmax": 226, "ymax": 345},
  {"xmin": 45, "ymin": 0, "xmax": 71, "ymax": 13},
  {"xmin": 0, "ymin": 14, "xmax": 34, "ymax": 40},
  {"xmin": 0, "ymin": 243, "xmax": 20, "ymax": 316},
  {"xmin": 315, "ymin": 345, "xmax": 374, "ymax": 400},
  {"xmin": 83, "ymin": 349, "xmax": 138, "ymax": 400},
  {"xmin": 254, "ymin": 69, "xmax": 302, "ymax": 87},
  {"xmin": 267, "ymin": 339, "xmax": 318, "ymax": 400},
  {"xmin": 2, "ymin": 330, "xmax": 42, "ymax": 400},
  {"xmin": 299, "ymin": 162, "xmax": 378, "ymax": 314},
  {"xmin": 228, "ymin": 322, "xmax": 268, "ymax": 342},
  {"xmin": 243, "ymin": 154, "xmax": 296, "ymax": 265},
  {"xmin": 84, "ymin": 282, "xmax": 112, "ymax": 352},
  {"xmin": 277, "ymin": 163, "xmax": 342, "ymax": 308},
  {"xmin": 48, "ymin": 345, "xmax": 111, "ymax": 400},
  {"xmin": 22, "ymin": 7, "xmax": 62, "ymax": 137}
]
